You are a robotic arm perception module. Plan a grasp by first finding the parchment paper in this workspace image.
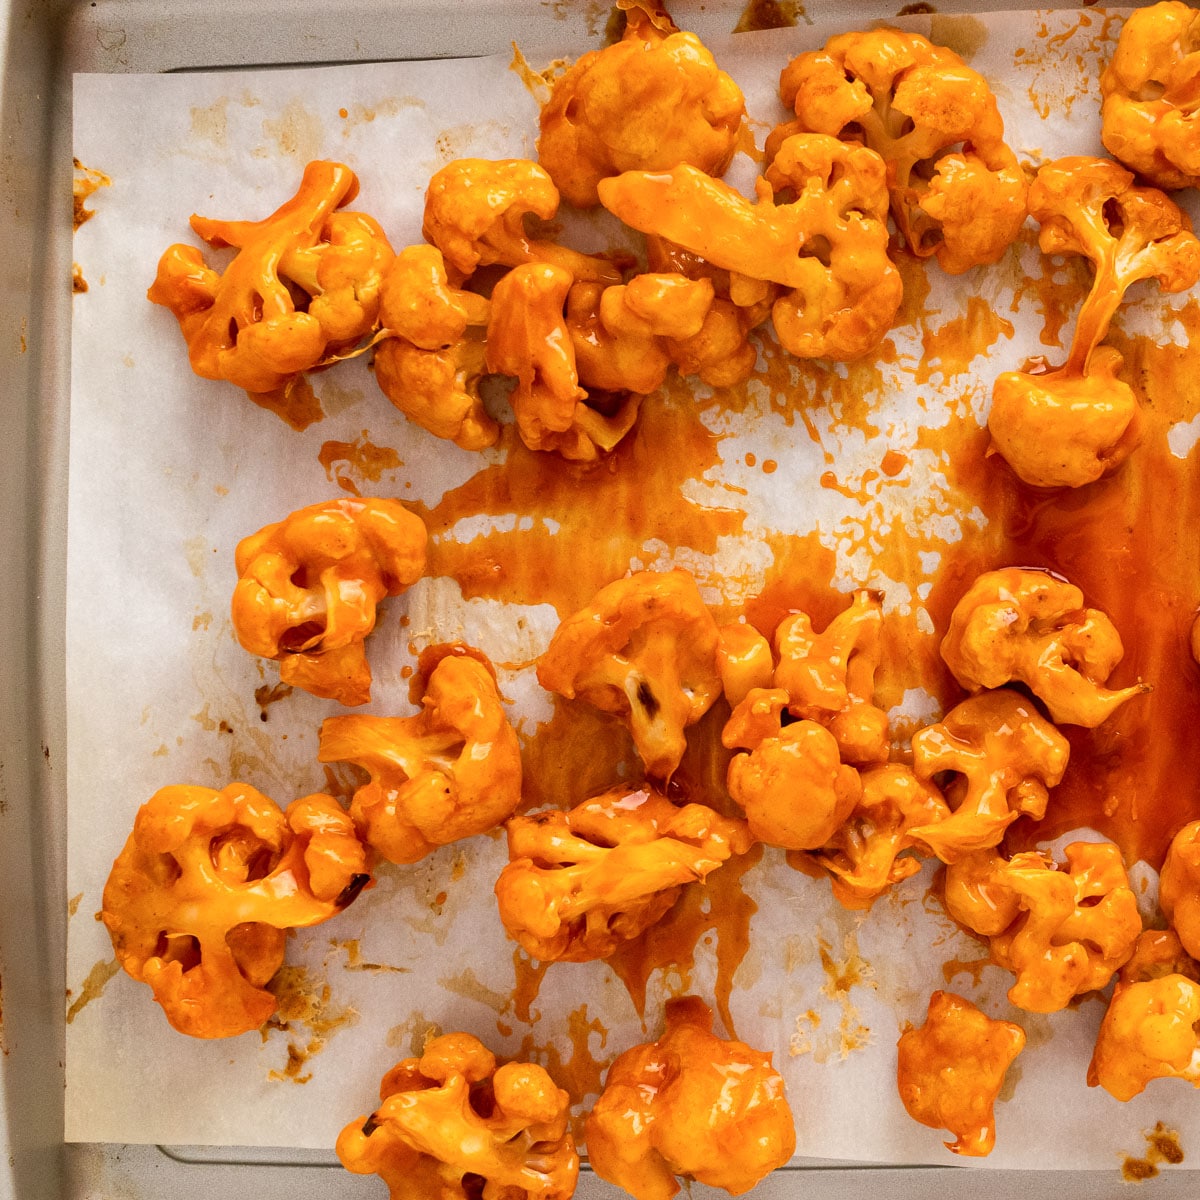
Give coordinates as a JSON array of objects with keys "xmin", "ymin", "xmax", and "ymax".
[{"xmin": 68, "ymin": 7, "xmax": 1200, "ymax": 1168}]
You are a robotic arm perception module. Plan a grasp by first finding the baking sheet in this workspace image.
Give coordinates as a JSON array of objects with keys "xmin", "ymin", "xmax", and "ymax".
[{"xmin": 66, "ymin": 6, "xmax": 1200, "ymax": 1168}]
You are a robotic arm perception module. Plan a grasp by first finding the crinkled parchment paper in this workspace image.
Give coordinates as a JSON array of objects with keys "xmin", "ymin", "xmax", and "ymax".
[{"xmin": 67, "ymin": 7, "xmax": 1200, "ymax": 1168}]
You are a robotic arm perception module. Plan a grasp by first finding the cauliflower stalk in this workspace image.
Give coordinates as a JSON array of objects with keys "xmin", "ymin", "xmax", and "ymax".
[
  {"xmin": 336, "ymin": 1032, "xmax": 579, "ymax": 1200},
  {"xmin": 101, "ymin": 783, "xmax": 370, "ymax": 1038},
  {"xmin": 231, "ymin": 497, "xmax": 427, "ymax": 707},
  {"xmin": 148, "ymin": 160, "xmax": 393, "ymax": 396},
  {"xmin": 771, "ymin": 28, "xmax": 1028, "ymax": 273},
  {"xmin": 896, "ymin": 991, "xmax": 1026, "ymax": 1157},
  {"xmin": 318, "ymin": 648, "xmax": 521, "ymax": 865},
  {"xmin": 989, "ymin": 157, "xmax": 1200, "ymax": 488},
  {"xmin": 585, "ymin": 996, "xmax": 796, "ymax": 1200},
  {"xmin": 494, "ymin": 786, "xmax": 752, "ymax": 962}
]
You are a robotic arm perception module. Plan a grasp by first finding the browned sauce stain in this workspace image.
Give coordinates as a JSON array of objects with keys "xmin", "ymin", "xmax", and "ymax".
[
  {"xmin": 66, "ymin": 958, "xmax": 120, "ymax": 1024},
  {"xmin": 254, "ymin": 681, "xmax": 294, "ymax": 722},
  {"xmin": 1122, "ymin": 1122, "xmax": 1185, "ymax": 1181},
  {"xmin": 916, "ymin": 296, "xmax": 1014, "ymax": 384},
  {"xmin": 73, "ymin": 158, "xmax": 111, "ymax": 231},
  {"xmin": 511, "ymin": 950, "xmax": 553, "ymax": 1026},
  {"xmin": 72, "ymin": 264, "xmax": 88, "ymax": 294},
  {"xmin": 68, "ymin": 892, "xmax": 84, "ymax": 917},
  {"xmin": 264, "ymin": 965, "xmax": 358, "ymax": 1082},
  {"xmin": 248, "ymin": 375, "xmax": 324, "ymax": 431},
  {"xmin": 318, "ymin": 431, "xmax": 402, "ymax": 497},
  {"xmin": 734, "ymin": 0, "xmax": 802, "ymax": 33},
  {"xmin": 329, "ymin": 938, "xmax": 410, "ymax": 974},
  {"xmin": 940, "ymin": 956, "xmax": 992, "ymax": 987}
]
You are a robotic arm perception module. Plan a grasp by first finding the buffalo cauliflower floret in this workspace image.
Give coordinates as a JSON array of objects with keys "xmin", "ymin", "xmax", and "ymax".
[
  {"xmin": 896, "ymin": 991, "xmax": 1025, "ymax": 1157},
  {"xmin": 773, "ymin": 29, "xmax": 1027, "ymax": 273},
  {"xmin": 1159, "ymin": 820, "xmax": 1200, "ymax": 959},
  {"xmin": 1088, "ymin": 930, "xmax": 1200, "ymax": 1101},
  {"xmin": 318, "ymin": 649, "xmax": 521, "ymax": 865},
  {"xmin": 723, "ymin": 691, "xmax": 862, "ymax": 850},
  {"xmin": 373, "ymin": 244, "xmax": 497, "ymax": 451},
  {"xmin": 585, "ymin": 995, "xmax": 795, "ymax": 1200},
  {"xmin": 941, "ymin": 567, "xmax": 1147, "ymax": 727},
  {"xmin": 231, "ymin": 497, "xmax": 427, "ymax": 707},
  {"xmin": 989, "ymin": 157, "xmax": 1200, "ymax": 488},
  {"xmin": 773, "ymin": 589, "xmax": 890, "ymax": 766},
  {"xmin": 538, "ymin": 0, "xmax": 745, "ymax": 209},
  {"xmin": 802, "ymin": 763, "xmax": 949, "ymax": 911},
  {"xmin": 101, "ymin": 782, "xmax": 370, "ymax": 1038},
  {"xmin": 909, "ymin": 689, "xmax": 1069, "ymax": 862},
  {"xmin": 716, "ymin": 622, "xmax": 774, "ymax": 709},
  {"xmin": 945, "ymin": 842, "xmax": 1141, "ymax": 1013},
  {"xmin": 597, "ymin": 133, "xmax": 901, "ymax": 361},
  {"xmin": 148, "ymin": 160, "xmax": 393, "ymax": 396},
  {"xmin": 537, "ymin": 569, "xmax": 722, "ymax": 780},
  {"xmin": 487, "ymin": 262, "xmax": 641, "ymax": 461},
  {"xmin": 494, "ymin": 786, "xmax": 751, "ymax": 962},
  {"xmin": 336, "ymin": 1032, "xmax": 578, "ymax": 1200},
  {"xmin": 567, "ymin": 273, "xmax": 715, "ymax": 395},
  {"xmin": 1101, "ymin": 2, "xmax": 1200, "ymax": 191},
  {"xmin": 423, "ymin": 157, "xmax": 621, "ymax": 284}
]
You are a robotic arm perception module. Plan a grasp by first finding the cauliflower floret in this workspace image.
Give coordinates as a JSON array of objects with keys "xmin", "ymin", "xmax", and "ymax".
[
  {"xmin": 537, "ymin": 0, "xmax": 745, "ymax": 209},
  {"xmin": 585, "ymin": 995, "xmax": 795, "ymax": 1200},
  {"xmin": 318, "ymin": 648, "xmax": 521, "ymax": 865},
  {"xmin": 487, "ymin": 262, "xmax": 641, "ymax": 461},
  {"xmin": 716, "ymin": 622, "xmax": 774, "ymax": 709},
  {"xmin": 989, "ymin": 157, "xmax": 1200, "ymax": 488},
  {"xmin": 567, "ymin": 273, "xmax": 715, "ymax": 395},
  {"xmin": 1159, "ymin": 820, "xmax": 1200, "ymax": 958},
  {"xmin": 945, "ymin": 842, "xmax": 1141, "ymax": 1013},
  {"xmin": 373, "ymin": 245, "xmax": 497, "ymax": 451},
  {"xmin": 909, "ymin": 689, "xmax": 1069, "ymax": 862},
  {"xmin": 336, "ymin": 1032, "xmax": 578, "ymax": 1200},
  {"xmin": 896, "ymin": 991, "xmax": 1025, "ymax": 1157},
  {"xmin": 495, "ymin": 786, "xmax": 751, "ymax": 962},
  {"xmin": 941, "ymin": 567, "xmax": 1147, "ymax": 727},
  {"xmin": 148, "ymin": 160, "xmax": 393, "ymax": 396},
  {"xmin": 803, "ymin": 763, "xmax": 949, "ymax": 911},
  {"xmin": 1089, "ymin": 929, "xmax": 1200, "ymax": 1102},
  {"xmin": 597, "ymin": 133, "xmax": 901, "ymax": 360},
  {"xmin": 537, "ymin": 569, "xmax": 722, "ymax": 780},
  {"xmin": 773, "ymin": 589, "xmax": 890, "ymax": 766},
  {"xmin": 101, "ymin": 783, "xmax": 370, "ymax": 1038},
  {"xmin": 1101, "ymin": 2, "xmax": 1200, "ymax": 191},
  {"xmin": 423, "ymin": 157, "xmax": 621, "ymax": 284},
  {"xmin": 723, "ymin": 691, "xmax": 862, "ymax": 850},
  {"xmin": 231, "ymin": 497, "xmax": 427, "ymax": 707},
  {"xmin": 773, "ymin": 29, "xmax": 1027, "ymax": 273}
]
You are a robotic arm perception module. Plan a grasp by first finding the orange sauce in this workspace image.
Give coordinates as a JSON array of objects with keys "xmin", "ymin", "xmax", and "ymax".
[
  {"xmin": 248, "ymin": 375, "xmax": 324, "ymax": 431},
  {"xmin": 516, "ymin": 1002, "xmax": 610, "ymax": 1115},
  {"xmin": 318, "ymin": 431, "xmax": 402, "ymax": 496},
  {"xmin": 734, "ymin": 0, "xmax": 802, "ymax": 33}
]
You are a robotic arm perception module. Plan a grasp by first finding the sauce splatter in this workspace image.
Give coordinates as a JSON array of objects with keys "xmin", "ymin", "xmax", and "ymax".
[
  {"xmin": 734, "ymin": 0, "xmax": 803, "ymax": 33},
  {"xmin": 66, "ymin": 958, "xmax": 120, "ymax": 1024},
  {"xmin": 248, "ymin": 375, "xmax": 324, "ymax": 431},
  {"xmin": 73, "ymin": 159, "xmax": 111, "ymax": 231},
  {"xmin": 1122, "ymin": 1122, "xmax": 1185, "ymax": 1182},
  {"xmin": 318, "ymin": 431, "xmax": 402, "ymax": 496}
]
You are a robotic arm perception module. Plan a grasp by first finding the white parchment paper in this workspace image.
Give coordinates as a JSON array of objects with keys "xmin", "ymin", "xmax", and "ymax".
[{"xmin": 67, "ymin": 7, "xmax": 1200, "ymax": 1168}]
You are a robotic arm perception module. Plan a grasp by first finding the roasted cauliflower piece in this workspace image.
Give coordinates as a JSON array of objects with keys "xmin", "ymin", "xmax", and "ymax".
[
  {"xmin": 495, "ymin": 786, "xmax": 751, "ymax": 963},
  {"xmin": 538, "ymin": 0, "xmax": 745, "ymax": 209},
  {"xmin": 566, "ymin": 273, "xmax": 715, "ymax": 395},
  {"xmin": 896, "ymin": 991, "xmax": 1025, "ymax": 1157},
  {"xmin": 909, "ymin": 690, "xmax": 1069, "ymax": 862},
  {"xmin": 318, "ymin": 649, "xmax": 521, "ymax": 865},
  {"xmin": 803, "ymin": 763, "xmax": 949, "ymax": 911},
  {"xmin": 231, "ymin": 497, "xmax": 427, "ymax": 707},
  {"xmin": 1101, "ymin": 2, "xmax": 1200, "ymax": 191},
  {"xmin": 487, "ymin": 262, "xmax": 640, "ymax": 461},
  {"xmin": 598, "ymin": 133, "xmax": 901, "ymax": 361},
  {"xmin": 773, "ymin": 29, "xmax": 1027, "ymax": 273},
  {"xmin": 723, "ymin": 690, "xmax": 862, "ymax": 850},
  {"xmin": 989, "ymin": 157, "xmax": 1200, "ymax": 488},
  {"xmin": 423, "ymin": 157, "xmax": 621, "ymax": 284},
  {"xmin": 773, "ymin": 589, "xmax": 890, "ymax": 766},
  {"xmin": 373, "ymin": 244, "xmax": 497, "ymax": 451},
  {"xmin": 941, "ymin": 567, "xmax": 1147, "ymax": 727},
  {"xmin": 585, "ymin": 996, "xmax": 795, "ymax": 1200},
  {"xmin": 716, "ymin": 622, "xmax": 774, "ymax": 709},
  {"xmin": 101, "ymin": 782, "xmax": 369, "ymax": 1038},
  {"xmin": 537, "ymin": 569, "xmax": 722, "ymax": 780},
  {"xmin": 1159, "ymin": 820, "xmax": 1200, "ymax": 959},
  {"xmin": 336, "ymin": 1032, "xmax": 578, "ymax": 1200},
  {"xmin": 945, "ymin": 842, "xmax": 1141, "ymax": 1013},
  {"xmin": 148, "ymin": 160, "xmax": 393, "ymax": 395},
  {"xmin": 1089, "ymin": 930, "xmax": 1200, "ymax": 1102}
]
